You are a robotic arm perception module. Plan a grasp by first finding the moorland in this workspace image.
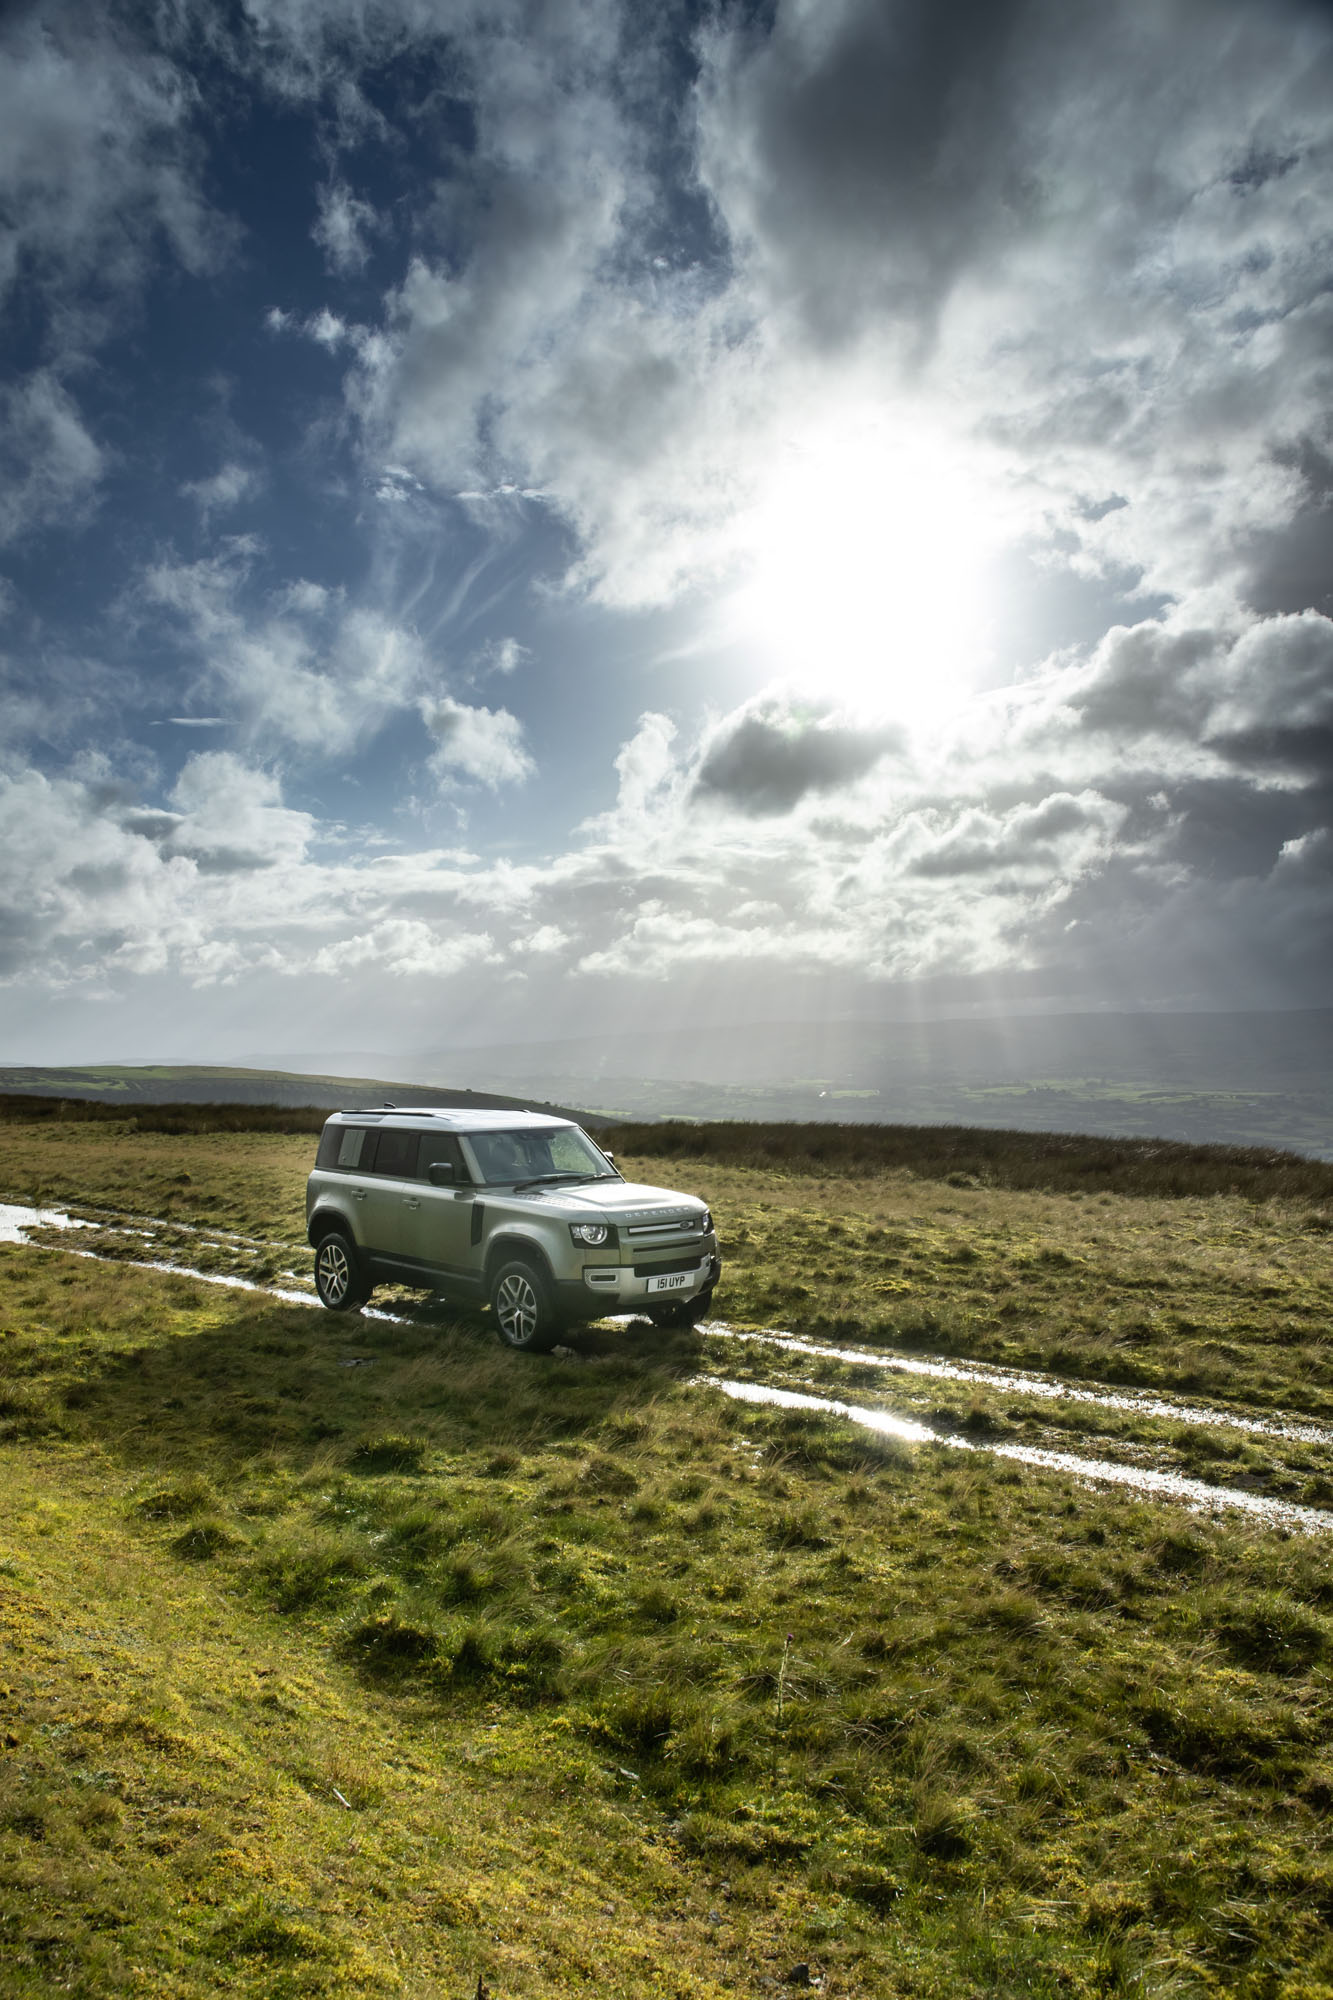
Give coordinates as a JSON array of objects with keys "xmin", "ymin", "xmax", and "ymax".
[{"xmin": 2, "ymin": 1108, "xmax": 1333, "ymax": 1998}]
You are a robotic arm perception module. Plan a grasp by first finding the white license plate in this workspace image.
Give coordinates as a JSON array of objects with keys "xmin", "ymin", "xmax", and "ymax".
[{"xmin": 646, "ymin": 1271, "xmax": 691, "ymax": 1294}]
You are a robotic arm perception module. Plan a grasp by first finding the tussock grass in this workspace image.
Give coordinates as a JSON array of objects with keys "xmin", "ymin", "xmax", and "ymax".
[
  {"xmin": 0, "ymin": 1091, "xmax": 332, "ymax": 1135},
  {"xmin": 3, "ymin": 1246, "xmax": 1333, "ymax": 1994},
  {"xmin": 607, "ymin": 1117, "xmax": 1333, "ymax": 1202}
]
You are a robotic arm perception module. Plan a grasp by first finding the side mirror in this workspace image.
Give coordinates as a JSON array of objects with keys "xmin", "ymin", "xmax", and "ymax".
[
  {"xmin": 427, "ymin": 1161, "xmax": 455, "ymax": 1186},
  {"xmin": 603, "ymin": 1151, "xmax": 615, "ymax": 1163}
]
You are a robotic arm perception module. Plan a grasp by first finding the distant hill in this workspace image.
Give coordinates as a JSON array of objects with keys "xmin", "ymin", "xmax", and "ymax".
[
  {"xmin": 243, "ymin": 1007, "xmax": 1333, "ymax": 1158},
  {"xmin": 0, "ymin": 1064, "xmax": 613, "ymax": 1130}
]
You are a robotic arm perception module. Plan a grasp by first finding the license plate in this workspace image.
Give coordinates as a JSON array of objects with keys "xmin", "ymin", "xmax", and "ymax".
[{"xmin": 646, "ymin": 1271, "xmax": 691, "ymax": 1294}]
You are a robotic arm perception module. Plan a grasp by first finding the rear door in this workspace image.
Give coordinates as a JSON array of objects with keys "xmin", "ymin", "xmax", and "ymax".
[{"xmin": 359, "ymin": 1125, "xmax": 421, "ymax": 1261}]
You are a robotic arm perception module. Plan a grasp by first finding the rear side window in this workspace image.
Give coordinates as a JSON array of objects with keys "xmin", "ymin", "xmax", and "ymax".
[
  {"xmin": 331, "ymin": 1126, "xmax": 373, "ymax": 1170},
  {"xmin": 316, "ymin": 1123, "xmax": 341, "ymax": 1169},
  {"xmin": 372, "ymin": 1127, "xmax": 420, "ymax": 1179}
]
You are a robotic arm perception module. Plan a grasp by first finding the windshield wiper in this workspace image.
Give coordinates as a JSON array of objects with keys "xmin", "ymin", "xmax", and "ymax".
[{"xmin": 511, "ymin": 1171, "xmax": 589, "ymax": 1192}]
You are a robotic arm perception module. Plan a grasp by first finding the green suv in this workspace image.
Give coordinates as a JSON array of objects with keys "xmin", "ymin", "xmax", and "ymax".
[{"xmin": 306, "ymin": 1108, "xmax": 720, "ymax": 1351}]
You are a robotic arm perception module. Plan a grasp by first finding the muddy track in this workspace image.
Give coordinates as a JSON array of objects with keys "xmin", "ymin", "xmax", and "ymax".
[{"xmin": 5, "ymin": 1200, "xmax": 1330, "ymax": 1533}]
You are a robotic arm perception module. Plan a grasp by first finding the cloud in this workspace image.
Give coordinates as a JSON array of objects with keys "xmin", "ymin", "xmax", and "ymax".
[
  {"xmin": 310, "ymin": 919, "xmax": 498, "ymax": 978},
  {"xmin": 0, "ymin": 5, "xmax": 231, "ymax": 544},
  {"xmin": 165, "ymin": 752, "xmax": 314, "ymax": 874},
  {"xmin": 693, "ymin": 703, "xmax": 902, "ymax": 815},
  {"xmin": 333, "ymin": 0, "xmax": 1333, "ymax": 637},
  {"xmin": 140, "ymin": 548, "xmax": 434, "ymax": 758},
  {"xmin": 312, "ymin": 179, "xmax": 378, "ymax": 272},
  {"xmin": 0, "ymin": 370, "xmax": 103, "ymax": 542},
  {"xmin": 422, "ymin": 696, "xmax": 535, "ymax": 789},
  {"xmin": 476, "ymin": 636, "xmax": 528, "ymax": 676},
  {"xmin": 0, "ymin": 7, "xmax": 223, "ymax": 320},
  {"xmin": 180, "ymin": 461, "xmax": 260, "ymax": 520}
]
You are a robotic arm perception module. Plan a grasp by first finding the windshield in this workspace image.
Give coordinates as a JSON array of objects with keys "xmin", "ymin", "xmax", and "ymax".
[{"xmin": 464, "ymin": 1124, "xmax": 616, "ymax": 1187}]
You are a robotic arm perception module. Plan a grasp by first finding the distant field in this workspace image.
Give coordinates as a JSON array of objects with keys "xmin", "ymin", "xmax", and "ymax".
[{"xmin": 3, "ymin": 1112, "xmax": 1333, "ymax": 1996}]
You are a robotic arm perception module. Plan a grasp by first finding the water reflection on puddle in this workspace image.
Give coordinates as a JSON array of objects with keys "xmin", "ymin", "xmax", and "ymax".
[
  {"xmin": 704, "ymin": 1322, "xmax": 1333, "ymax": 1447},
  {"xmin": 0, "ymin": 1201, "xmax": 96, "ymax": 1242},
  {"xmin": 703, "ymin": 1375, "xmax": 1333, "ymax": 1534}
]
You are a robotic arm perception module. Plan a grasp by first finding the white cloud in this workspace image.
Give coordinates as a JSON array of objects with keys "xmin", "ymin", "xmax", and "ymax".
[
  {"xmin": 0, "ymin": 9, "xmax": 223, "ymax": 317},
  {"xmin": 180, "ymin": 461, "xmax": 260, "ymax": 520},
  {"xmin": 0, "ymin": 370, "xmax": 103, "ymax": 543},
  {"xmin": 140, "ymin": 548, "xmax": 435, "ymax": 758},
  {"xmin": 167, "ymin": 752, "xmax": 314, "ymax": 873},
  {"xmin": 307, "ymin": 306, "xmax": 349, "ymax": 349},
  {"xmin": 422, "ymin": 695, "xmax": 535, "ymax": 789},
  {"xmin": 312, "ymin": 179, "xmax": 378, "ymax": 272},
  {"xmin": 477, "ymin": 635, "xmax": 528, "ymax": 676},
  {"xmin": 310, "ymin": 919, "xmax": 498, "ymax": 978}
]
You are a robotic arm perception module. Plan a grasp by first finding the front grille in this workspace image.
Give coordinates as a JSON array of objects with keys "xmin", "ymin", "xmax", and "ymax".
[
  {"xmin": 632, "ymin": 1254, "xmax": 706, "ymax": 1278},
  {"xmin": 627, "ymin": 1217, "xmax": 699, "ymax": 1236}
]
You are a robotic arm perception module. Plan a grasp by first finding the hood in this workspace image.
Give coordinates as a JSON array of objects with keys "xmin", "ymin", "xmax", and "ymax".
[{"xmin": 538, "ymin": 1179, "xmax": 705, "ymax": 1224}]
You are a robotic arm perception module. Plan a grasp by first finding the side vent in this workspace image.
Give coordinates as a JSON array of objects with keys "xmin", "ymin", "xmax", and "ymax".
[{"xmin": 470, "ymin": 1202, "xmax": 485, "ymax": 1247}]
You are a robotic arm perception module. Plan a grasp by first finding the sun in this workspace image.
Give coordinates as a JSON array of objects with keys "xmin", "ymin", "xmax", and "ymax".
[{"xmin": 726, "ymin": 410, "xmax": 1006, "ymax": 729}]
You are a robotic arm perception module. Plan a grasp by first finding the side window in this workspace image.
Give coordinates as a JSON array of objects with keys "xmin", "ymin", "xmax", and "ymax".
[
  {"xmin": 336, "ymin": 1127, "xmax": 373, "ymax": 1170},
  {"xmin": 373, "ymin": 1127, "xmax": 420, "ymax": 1179},
  {"xmin": 418, "ymin": 1133, "xmax": 468, "ymax": 1182},
  {"xmin": 316, "ymin": 1123, "xmax": 341, "ymax": 1169}
]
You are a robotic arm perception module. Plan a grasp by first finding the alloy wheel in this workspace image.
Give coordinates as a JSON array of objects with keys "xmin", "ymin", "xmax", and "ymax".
[
  {"xmin": 496, "ymin": 1271, "xmax": 539, "ymax": 1344},
  {"xmin": 317, "ymin": 1237, "xmax": 351, "ymax": 1306}
]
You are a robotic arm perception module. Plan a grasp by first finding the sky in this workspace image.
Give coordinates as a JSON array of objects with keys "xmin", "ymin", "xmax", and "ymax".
[{"xmin": 2, "ymin": 0, "xmax": 1332, "ymax": 1065}]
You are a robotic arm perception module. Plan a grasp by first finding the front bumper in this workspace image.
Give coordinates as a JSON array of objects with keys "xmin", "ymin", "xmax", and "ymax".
[{"xmin": 553, "ymin": 1252, "xmax": 721, "ymax": 1320}]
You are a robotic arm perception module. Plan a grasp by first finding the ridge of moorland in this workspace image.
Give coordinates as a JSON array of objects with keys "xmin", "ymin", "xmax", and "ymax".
[
  {"xmin": 0, "ymin": 1066, "xmax": 612, "ymax": 1129},
  {"xmin": 2, "ymin": 1102, "xmax": 1333, "ymax": 1995}
]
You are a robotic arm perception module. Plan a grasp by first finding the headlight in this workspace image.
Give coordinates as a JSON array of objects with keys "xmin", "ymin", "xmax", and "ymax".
[
  {"xmin": 702, "ymin": 1209, "xmax": 713, "ymax": 1233},
  {"xmin": 570, "ymin": 1221, "xmax": 612, "ymax": 1246}
]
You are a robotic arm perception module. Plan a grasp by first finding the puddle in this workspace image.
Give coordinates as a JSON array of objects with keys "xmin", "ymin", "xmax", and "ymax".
[
  {"xmin": 703, "ymin": 1322, "xmax": 1333, "ymax": 1447},
  {"xmin": 0, "ymin": 1202, "xmax": 97, "ymax": 1242},
  {"xmin": 703, "ymin": 1376, "xmax": 1333, "ymax": 1534}
]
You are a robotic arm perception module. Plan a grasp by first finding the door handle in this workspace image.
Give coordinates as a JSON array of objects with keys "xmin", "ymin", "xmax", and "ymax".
[
  {"xmin": 353, "ymin": 1190, "xmax": 368, "ymax": 1202},
  {"xmin": 403, "ymin": 1197, "xmax": 421, "ymax": 1210}
]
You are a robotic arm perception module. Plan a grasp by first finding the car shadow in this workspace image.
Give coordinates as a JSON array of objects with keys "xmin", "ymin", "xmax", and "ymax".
[{"xmin": 72, "ymin": 1281, "xmax": 708, "ymax": 1482}]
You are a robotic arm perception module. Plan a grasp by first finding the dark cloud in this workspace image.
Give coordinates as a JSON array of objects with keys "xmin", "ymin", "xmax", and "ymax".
[
  {"xmin": 703, "ymin": 0, "xmax": 1031, "ymax": 339},
  {"xmin": 693, "ymin": 709, "xmax": 900, "ymax": 815},
  {"xmin": 1242, "ymin": 441, "xmax": 1333, "ymax": 618}
]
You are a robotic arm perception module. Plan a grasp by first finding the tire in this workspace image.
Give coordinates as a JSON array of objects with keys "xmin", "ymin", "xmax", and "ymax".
[
  {"xmin": 648, "ymin": 1288, "xmax": 713, "ymax": 1330},
  {"xmin": 489, "ymin": 1257, "xmax": 559, "ymax": 1353},
  {"xmin": 314, "ymin": 1230, "xmax": 369, "ymax": 1312}
]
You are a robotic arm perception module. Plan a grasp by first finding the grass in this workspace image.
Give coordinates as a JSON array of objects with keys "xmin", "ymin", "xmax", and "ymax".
[
  {"xmin": 4, "ymin": 1112, "xmax": 1333, "ymax": 1993},
  {"xmin": 3, "ymin": 1244, "xmax": 1333, "ymax": 1997},
  {"xmin": 604, "ymin": 1119, "xmax": 1333, "ymax": 1203}
]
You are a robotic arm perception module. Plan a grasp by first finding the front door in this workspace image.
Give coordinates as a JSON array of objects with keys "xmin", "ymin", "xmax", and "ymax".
[{"xmin": 403, "ymin": 1131, "xmax": 482, "ymax": 1291}]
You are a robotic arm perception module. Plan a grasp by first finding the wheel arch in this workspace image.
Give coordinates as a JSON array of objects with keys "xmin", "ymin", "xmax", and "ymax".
[
  {"xmin": 308, "ymin": 1206, "xmax": 358, "ymax": 1248},
  {"xmin": 484, "ymin": 1232, "xmax": 556, "ymax": 1288}
]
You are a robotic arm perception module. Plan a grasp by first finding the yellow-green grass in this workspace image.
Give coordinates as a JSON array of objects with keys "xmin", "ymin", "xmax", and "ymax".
[
  {"xmin": 4, "ymin": 1245, "xmax": 1333, "ymax": 1997},
  {"xmin": 4, "ymin": 1121, "xmax": 1333, "ymax": 1418},
  {"xmin": 0, "ymin": 1122, "xmax": 315, "ymax": 1244},
  {"xmin": 677, "ymin": 1160, "xmax": 1333, "ymax": 1416}
]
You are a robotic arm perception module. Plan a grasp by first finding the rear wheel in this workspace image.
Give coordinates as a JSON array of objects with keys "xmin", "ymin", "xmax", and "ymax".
[
  {"xmin": 489, "ymin": 1258, "xmax": 559, "ymax": 1353},
  {"xmin": 314, "ymin": 1230, "xmax": 369, "ymax": 1311}
]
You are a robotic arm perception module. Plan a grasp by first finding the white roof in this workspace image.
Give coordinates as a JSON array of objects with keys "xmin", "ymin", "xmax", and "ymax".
[{"xmin": 329, "ymin": 1107, "xmax": 572, "ymax": 1130}]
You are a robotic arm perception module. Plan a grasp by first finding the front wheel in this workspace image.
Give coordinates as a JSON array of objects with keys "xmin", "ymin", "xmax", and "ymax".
[
  {"xmin": 489, "ymin": 1258, "xmax": 559, "ymax": 1353},
  {"xmin": 314, "ymin": 1230, "xmax": 369, "ymax": 1311}
]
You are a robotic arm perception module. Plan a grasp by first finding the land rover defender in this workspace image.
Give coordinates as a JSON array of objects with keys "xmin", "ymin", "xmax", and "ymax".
[{"xmin": 305, "ymin": 1108, "xmax": 720, "ymax": 1351}]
